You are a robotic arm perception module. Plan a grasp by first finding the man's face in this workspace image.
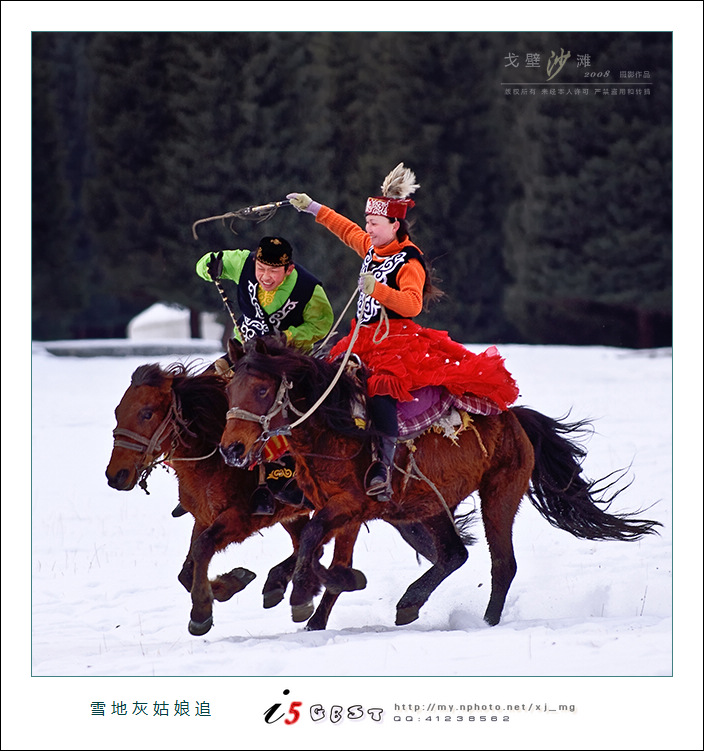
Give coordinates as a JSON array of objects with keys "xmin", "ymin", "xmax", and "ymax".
[{"xmin": 255, "ymin": 261, "xmax": 291, "ymax": 291}]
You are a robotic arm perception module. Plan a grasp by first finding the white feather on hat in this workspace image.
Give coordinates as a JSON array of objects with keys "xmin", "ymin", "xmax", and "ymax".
[{"xmin": 380, "ymin": 163, "xmax": 420, "ymax": 200}]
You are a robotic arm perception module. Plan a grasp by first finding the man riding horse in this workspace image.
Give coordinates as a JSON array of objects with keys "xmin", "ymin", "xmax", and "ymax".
[{"xmin": 196, "ymin": 235, "xmax": 334, "ymax": 515}]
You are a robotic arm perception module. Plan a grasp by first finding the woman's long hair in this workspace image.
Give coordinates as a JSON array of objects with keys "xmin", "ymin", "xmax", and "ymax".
[{"xmin": 395, "ymin": 217, "xmax": 445, "ymax": 310}]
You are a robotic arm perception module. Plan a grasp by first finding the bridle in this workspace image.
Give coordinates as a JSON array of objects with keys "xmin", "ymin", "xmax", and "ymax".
[
  {"xmin": 112, "ymin": 399, "xmax": 178, "ymax": 465},
  {"xmin": 112, "ymin": 394, "xmax": 215, "ymax": 492},
  {"xmin": 225, "ymin": 374, "xmax": 305, "ymax": 463}
]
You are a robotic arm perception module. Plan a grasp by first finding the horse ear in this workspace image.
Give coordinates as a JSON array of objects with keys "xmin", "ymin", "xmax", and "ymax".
[
  {"xmin": 253, "ymin": 336, "xmax": 270, "ymax": 355},
  {"xmin": 227, "ymin": 337, "xmax": 245, "ymax": 363}
]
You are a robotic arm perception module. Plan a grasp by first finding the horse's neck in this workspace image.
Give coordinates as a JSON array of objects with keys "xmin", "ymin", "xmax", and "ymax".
[
  {"xmin": 169, "ymin": 385, "xmax": 223, "ymax": 460},
  {"xmin": 290, "ymin": 421, "xmax": 366, "ymax": 461},
  {"xmin": 170, "ymin": 428, "xmax": 218, "ymax": 461},
  {"xmin": 164, "ymin": 416, "xmax": 217, "ymax": 463}
]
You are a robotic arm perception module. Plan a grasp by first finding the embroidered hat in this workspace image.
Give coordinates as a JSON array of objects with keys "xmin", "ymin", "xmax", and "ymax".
[
  {"xmin": 365, "ymin": 163, "xmax": 420, "ymax": 219},
  {"xmin": 255, "ymin": 236, "xmax": 293, "ymax": 267}
]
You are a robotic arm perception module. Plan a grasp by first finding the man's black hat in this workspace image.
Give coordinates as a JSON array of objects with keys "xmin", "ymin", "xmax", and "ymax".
[{"xmin": 255, "ymin": 237, "xmax": 293, "ymax": 267}]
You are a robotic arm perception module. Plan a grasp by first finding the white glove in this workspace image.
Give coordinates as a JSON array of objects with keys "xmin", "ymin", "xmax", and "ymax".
[
  {"xmin": 286, "ymin": 192, "xmax": 313, "ymax": 212},
  {"xmin": 359, "ymin": 272, "xmax": 376, "ymax": 296}
]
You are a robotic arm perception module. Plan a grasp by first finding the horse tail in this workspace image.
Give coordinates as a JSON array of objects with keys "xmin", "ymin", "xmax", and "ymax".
[
  {"xmin": 511, "ymin": 406, "xmax": 661, "ymax": 541},
  {"xmin": 453, "ymin": 509, "xmax": 479, "ymax": 548}
]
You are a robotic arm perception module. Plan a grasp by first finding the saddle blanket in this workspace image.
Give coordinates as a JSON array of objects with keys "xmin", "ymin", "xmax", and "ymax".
[
  {"xmin": 397, "ymin": 385, "xmax": 501, "ymax": 438},
  {"xmin": 262, "ymin": 385, "xmax": 501, "ymax": 461}
]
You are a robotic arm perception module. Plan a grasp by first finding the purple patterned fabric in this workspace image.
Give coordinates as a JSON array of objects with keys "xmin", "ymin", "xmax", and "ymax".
[{"xmin": 397, "ymin": 386, "xmax": 502, "ymax": 438}]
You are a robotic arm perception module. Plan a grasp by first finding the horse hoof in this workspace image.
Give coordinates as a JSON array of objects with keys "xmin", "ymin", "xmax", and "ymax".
[
  {"xmin": 291, "ymin": 602, "xmax": 314, "ymax": 623},
  {"xmin": 395, "ymin": 605, "xmax": 420, "ymax": 626},
  {"xmin": 188, "ymin": 616, "xmax": 213, "ymax": 636},
  {"xmin": 232, "ymin": 566, "xmax": 256, "ymax": 584},
  {"xmin": 263, "ymin": 588, "xmax": 285, "ymax": 609},
  {"xmin": 212, "ymin": 568, "xmax": 257, "ymax": 602},
  {"xmin": 352, "ymin": 569, "xmax": 367, "ymax": 591}
]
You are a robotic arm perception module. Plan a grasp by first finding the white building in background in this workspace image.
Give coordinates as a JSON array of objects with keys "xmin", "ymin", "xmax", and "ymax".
[{"xmin": 127, "ymin": 303, "xmax": 225, "ymax": 341}]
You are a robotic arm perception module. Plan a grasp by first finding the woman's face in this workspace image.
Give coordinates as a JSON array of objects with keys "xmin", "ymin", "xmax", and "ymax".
[
  {"xmin": 365, "ymin": 214, "xmax": 399, "ymax": 248},
  {"xmin": 255, "ymin": 261, "xmax": 291, "ymax": 291}
]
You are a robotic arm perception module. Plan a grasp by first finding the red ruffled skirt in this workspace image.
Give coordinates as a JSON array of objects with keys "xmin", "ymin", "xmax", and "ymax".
[{"xmin": 329, "ymin": 318, "xmax": 519, "ymax": 409}]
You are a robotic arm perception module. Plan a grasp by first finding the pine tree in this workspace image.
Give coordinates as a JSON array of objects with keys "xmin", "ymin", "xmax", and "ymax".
[{"xmin": 501, "ymin": 32, "xmax": 672, "ymax": 346}]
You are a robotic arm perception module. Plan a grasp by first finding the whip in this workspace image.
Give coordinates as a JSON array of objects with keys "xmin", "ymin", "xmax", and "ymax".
[{"xmin": 191, "ymin": 199, "xmax": 291, "ymax": 240}]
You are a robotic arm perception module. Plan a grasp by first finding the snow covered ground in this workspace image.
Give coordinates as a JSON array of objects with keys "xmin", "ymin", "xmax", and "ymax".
[
  {"xmin": 10, "ymin": 339, "xmax": 698, "ymax": 749},
  {"xmin": 30, "ymin": 340, "xmax": 674, "ymax": 679}
]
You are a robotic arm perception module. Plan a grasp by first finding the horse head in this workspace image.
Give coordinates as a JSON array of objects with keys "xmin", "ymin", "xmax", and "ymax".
[
  {"xmin": 106, "ymin": 364, "xmax": 179, "ymax": 491},
  {"xmin": 220, "ymin": 337, "xmax": 293, "ymax": 468},
  {"xmin": 220, "ymin": 335, "xmax": 372, "ymax": 469}
]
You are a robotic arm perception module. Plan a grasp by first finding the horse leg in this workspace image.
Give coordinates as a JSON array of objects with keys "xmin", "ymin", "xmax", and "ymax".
[
  {"xmin": 177, "ymin": 517, "xmax": 205, "ymax": 592},
  {"xmin": 395, "ymin": 512, "xmax": 469, "ymax": 626},
  {"xmin": 187, "ymin": 511, "xmax": 256, "ymax": 636},
  {"xmin": 315, "ymin": 522, "xmax": 367, "ymax": 595},
  {"xmin": 479, "ymin": 475, "xmax": 526, "ymax": 627},
  {"xmin": 389, "ymin": 520, "xmax": 439, "ymax": 564},
  {"xmin": 177, "ymin": 517, "xmax": 254, "ymax": 603},
  {"xmin": 289, "ymin": 505, "xmax": 344, "ymax": 623},
  {"xmin": 306, "ymin": 522, "xmax": 365, "ymax": 632},
  {"xmin": 210, "ymin": 568, "xmax": 258, "ymax": 603},
  {"xmin": 261, "ymin": 516, "xmax": 310, "ymax": 609}
]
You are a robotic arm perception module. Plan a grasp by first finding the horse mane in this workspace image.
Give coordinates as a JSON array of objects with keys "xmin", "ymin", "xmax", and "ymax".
[
  {"xmin": 131, "ymin": 362, "xmax": 229, "ymax": 450},
  {"xmin": 237, "ymin": 337, "xmax": 374, "ymax": 440}
]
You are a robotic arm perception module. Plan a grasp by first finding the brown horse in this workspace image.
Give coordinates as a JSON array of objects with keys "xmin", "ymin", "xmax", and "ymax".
[
  {"xmin": 220, "ymin": 336, "xmax": 661, "ymax": 628},
  {"xmin": 105, "ymin": 361, "xmax": 365, "ymax": 635}
]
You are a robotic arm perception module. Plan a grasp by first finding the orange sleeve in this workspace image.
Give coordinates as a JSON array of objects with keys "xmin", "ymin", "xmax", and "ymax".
[
  {"xmin": 316, "ymin": 205, "xmax": 370, "ymax": 259},
  {"xmin": 371, "ymin": 259, "xmax": 425, "ymax": 318}
]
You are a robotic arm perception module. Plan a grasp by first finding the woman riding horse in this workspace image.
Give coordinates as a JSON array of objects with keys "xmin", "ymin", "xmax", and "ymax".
[{"xmin": 287, "ymin": 163, "xmax": 519, "ymax": 501}]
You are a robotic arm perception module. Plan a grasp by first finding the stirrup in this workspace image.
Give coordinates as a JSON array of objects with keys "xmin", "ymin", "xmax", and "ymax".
[{"xmin": 364, "ymin": 461, "xmax": 392, "ymax": 501}]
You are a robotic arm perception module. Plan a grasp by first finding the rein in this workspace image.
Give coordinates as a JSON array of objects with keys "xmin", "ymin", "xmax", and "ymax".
[{"xmin": 395, "ymin": 441, "xmax": 460, "ymax": 532}]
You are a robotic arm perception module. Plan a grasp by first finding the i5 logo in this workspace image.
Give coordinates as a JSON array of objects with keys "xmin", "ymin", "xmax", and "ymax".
[{"xmin": 264, "ymin": 690, "xmax": 302, "ymax": 725}]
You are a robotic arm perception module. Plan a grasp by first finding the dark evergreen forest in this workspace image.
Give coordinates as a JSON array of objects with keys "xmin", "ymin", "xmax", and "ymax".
[{"xmin": 32, "ymin": 31, "xmax": 672, "ymax": 347}]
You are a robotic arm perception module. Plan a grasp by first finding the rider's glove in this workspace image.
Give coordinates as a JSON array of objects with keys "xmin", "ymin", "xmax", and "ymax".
[
  {"xmin": 286, "ymin": 192, "xmax": 321, "ymax": 216},
  {"xmin": 359, "ymin": 272, "xmax": 376, "ymax": 296},
  {"xmin": 207, "ymin": 251, "xmax": 224, "ymax": 281}
]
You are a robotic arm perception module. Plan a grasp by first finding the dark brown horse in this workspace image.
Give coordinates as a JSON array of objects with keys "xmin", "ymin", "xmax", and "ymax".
[
  {"xmin": 105, "ymin": 361, "xmax": 365, "ymax": 635},
  {"xmin": 220, "ymin": 336, "xmax": 661, "ymax": 628}
]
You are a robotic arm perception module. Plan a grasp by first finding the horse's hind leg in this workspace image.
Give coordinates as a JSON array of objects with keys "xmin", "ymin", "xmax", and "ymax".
[
  {"xmin": 395, "ymin": 512, "xmax": 469, "ymax": 626},
  {"xmin": 479, "ymin": 475, "xmax": 526, "ymax": 626},
  {"xmin": 389, "ymin": 520, "xmax": 439, "ymax": 564}
]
